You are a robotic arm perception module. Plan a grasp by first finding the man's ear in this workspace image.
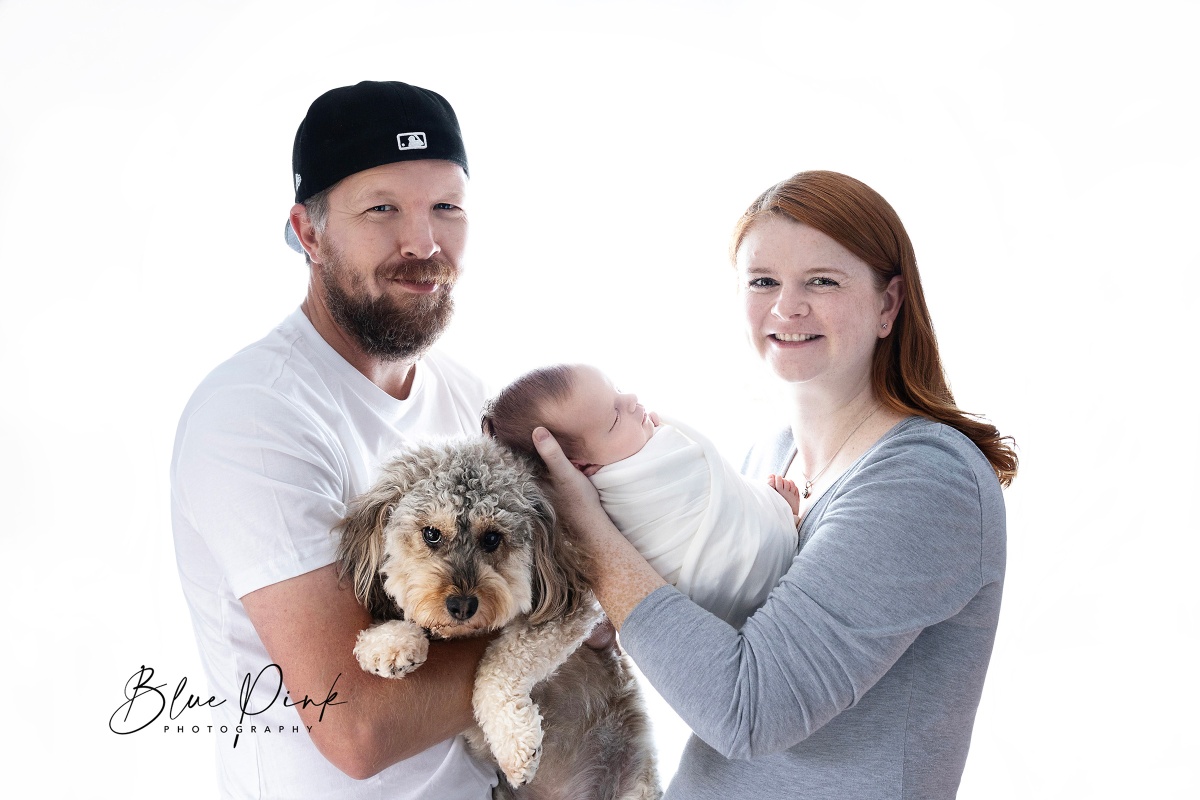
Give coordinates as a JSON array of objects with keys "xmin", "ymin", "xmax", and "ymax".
[{"xmin": 289, "ymin": 203, "xmax": 321, "ymax": 262}]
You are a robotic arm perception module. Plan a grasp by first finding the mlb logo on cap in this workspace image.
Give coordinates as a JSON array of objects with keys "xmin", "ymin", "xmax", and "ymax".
[{"xmin": 397, "ymin": 132, "xmax": 428, "ymax": 151}]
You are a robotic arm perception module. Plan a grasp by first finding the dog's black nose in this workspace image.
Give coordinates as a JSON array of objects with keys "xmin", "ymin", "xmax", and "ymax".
[{"xmin": 446, "ymin": 594, "xmax": 479, "ymax": 620}]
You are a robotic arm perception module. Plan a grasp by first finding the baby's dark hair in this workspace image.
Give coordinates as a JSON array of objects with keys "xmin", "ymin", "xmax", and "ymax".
[{"xmin": 481, "ymin": 364, "xmax": 585, "ymax": 459}]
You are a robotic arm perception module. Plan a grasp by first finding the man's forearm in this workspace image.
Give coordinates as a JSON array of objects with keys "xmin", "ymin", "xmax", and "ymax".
[{"xmin": 242, "ymin": 563, "xmax": 487, "ymax": 778}]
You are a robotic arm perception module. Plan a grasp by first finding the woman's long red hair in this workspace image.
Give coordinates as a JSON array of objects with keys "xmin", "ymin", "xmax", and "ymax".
[{"xmin": 731, "ymin": 171, "xmax": 1017, "ymax": 486}]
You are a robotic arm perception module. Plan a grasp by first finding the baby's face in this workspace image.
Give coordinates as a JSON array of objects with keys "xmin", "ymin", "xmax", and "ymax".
[{"xmin": 543, "ymin": 365, "xmax": 657, "ymax": 473}]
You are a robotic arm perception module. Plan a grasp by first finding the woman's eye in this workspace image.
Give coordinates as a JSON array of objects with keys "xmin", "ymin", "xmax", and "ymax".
[
  {"xmin": 421, "ymin": 526, "xmax": 443, "ymax": 546},
  {"xmin": 810, "ymin": 276, "xmax": 840, "ymax": 287},
  {"xmin": 480, "ymin": 530, "xmax": 503, "ymax": 552},
  {"xmin": 748, "ymin": 277, "xmax": 779, "ymax": 289},
  {"xmin": 434, "ymin": 202, "xmax": 459, "ymax": 211}
]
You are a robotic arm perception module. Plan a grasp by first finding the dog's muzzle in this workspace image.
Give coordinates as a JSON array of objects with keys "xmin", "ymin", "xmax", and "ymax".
[{"xmin": 446, "ymin": 594, "xmax": 479, "ymax": 620}]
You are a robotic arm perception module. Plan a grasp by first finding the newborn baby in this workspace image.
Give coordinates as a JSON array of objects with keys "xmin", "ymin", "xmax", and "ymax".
[{"xmin": 482, "ymin": 364, "xmax": 799, "ymax": 627}]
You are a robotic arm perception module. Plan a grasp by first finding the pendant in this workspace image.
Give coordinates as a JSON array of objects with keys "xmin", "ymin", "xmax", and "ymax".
[{"xmin": 802, "ymin": 481, "xmax": 813, "ymax": 499}]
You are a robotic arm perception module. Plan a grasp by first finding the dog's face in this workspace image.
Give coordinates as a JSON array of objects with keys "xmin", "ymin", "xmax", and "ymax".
[
  {"xmin": 337, "ymin": 438, "xmax": 589, "ymax": 636},
  {"xmin": 381, "ymin": 457, "xmax": 538, "ymax": 637}
]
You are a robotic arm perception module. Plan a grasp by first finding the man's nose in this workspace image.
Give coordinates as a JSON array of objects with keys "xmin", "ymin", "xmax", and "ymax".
[{"xmin": 396, "ymin": 213, "xmax": 440, "ymax": 260}]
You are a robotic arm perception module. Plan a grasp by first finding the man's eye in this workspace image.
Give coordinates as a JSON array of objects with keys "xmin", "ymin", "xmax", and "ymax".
[
  {"xmin": 434, "ymin": 203, "xmax": 459, "ymax": 211},
  {"xmin": 422, "ymin": 526, "xmax": 443, "ymax": 546},
  {"xmin": 368, "ymin": 204, "xmax": 395, "ymax": 212}
]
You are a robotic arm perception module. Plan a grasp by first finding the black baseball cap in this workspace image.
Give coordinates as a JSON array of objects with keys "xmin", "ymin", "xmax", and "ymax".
[{"xmin": 284, "ymin": 80, "xmax": 468, "ymax": 253}]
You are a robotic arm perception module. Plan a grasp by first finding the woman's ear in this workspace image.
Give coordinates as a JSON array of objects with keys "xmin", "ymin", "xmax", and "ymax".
[{"xmin": 879, "ymin": 275, "xmax": 905, "ymax": 336}]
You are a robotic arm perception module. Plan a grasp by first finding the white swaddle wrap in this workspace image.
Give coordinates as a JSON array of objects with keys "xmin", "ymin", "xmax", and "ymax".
[{"xmin": 589, "ymin": 416, "xmax": 797, "ymax": 627}]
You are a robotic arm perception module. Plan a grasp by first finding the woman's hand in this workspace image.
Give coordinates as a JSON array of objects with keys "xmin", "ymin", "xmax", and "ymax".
[
  {"xmin": 532, "ymin": 427, "xmax": 668, "ymax": 629},
  {"xmin": 531, "ymin": 427, "xmax": 606, "ymax": 529}
]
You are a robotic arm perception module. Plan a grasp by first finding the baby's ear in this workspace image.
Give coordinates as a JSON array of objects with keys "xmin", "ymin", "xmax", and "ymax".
[{"xmin": 570, "ymin": 458, "xmax": 601, "ymax": 477}]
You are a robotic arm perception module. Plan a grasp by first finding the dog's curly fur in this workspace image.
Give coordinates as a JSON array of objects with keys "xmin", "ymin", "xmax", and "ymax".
[{"xmin": 336, "ymin": 437, "xmax": 660, "ymax": 799}]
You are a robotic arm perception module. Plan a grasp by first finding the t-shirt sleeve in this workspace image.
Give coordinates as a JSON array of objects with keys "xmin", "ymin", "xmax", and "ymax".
[
  {"xmin": 172, "ymin": 385, "xmax": 348, "ymax": 598},
  {"xmin": 620, "ymin": 430, "xmax": 989, "ymax": 760}
]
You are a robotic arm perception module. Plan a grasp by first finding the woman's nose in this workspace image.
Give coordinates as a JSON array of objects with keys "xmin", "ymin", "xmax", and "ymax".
[{"xmin": 772, "ymin": 285, "xmax": 808, "ymax": 319}]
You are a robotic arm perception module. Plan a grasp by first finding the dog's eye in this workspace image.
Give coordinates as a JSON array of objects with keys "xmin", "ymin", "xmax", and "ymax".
[
  {"xmin": 480, "ymin": 530, "xmax": 503, "ymax": 552},
  {"xmin": 422, "ymin": 526, "xmax": 443, "ymax": 546}
]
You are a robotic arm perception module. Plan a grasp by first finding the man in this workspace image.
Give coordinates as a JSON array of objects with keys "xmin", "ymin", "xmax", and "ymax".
[{"xmin": 171, "ymin": 81, "xmax": 498, "ymax": 798}]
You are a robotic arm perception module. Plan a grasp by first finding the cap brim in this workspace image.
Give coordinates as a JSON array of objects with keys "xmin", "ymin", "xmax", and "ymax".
[{"xmin": 284, "ymin": 219, "xmax": 304, "ymax": 253}]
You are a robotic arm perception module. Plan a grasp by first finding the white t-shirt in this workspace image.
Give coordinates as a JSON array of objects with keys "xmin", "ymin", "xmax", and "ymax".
[{"xmin": 170, "ymin": 308, "xmax": 496, "ymax": 799}]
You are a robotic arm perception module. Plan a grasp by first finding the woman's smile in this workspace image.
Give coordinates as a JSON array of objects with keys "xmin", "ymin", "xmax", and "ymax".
[{"xmin": 770, "ymin": 333, "xmax": 823, "ymax": 343}]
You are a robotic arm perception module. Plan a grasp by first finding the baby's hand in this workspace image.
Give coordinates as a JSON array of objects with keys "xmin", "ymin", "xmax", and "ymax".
[
  {"xmin": 768, "ymin": 474, "xmax": 801, "ymax": 516},
  {"xmin": 649, "ymin": 411, "xmax": 662, "ymax": 427}
]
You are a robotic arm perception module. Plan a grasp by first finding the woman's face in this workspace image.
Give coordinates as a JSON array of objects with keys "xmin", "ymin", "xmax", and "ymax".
[{"xmin": 736, "ymin": 216, "xmax": 902, "ymax": 394}]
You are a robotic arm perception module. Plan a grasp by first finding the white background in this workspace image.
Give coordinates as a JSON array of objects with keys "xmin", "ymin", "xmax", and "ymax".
[{"xmin": 1, "ymin": 0, "xmax": 1196, "ymax": 797}]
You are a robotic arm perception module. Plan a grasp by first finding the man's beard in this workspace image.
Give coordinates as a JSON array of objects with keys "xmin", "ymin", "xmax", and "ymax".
[{"xmin": 318, "ymin": 246, "xmax": 457, "ymax": 362}]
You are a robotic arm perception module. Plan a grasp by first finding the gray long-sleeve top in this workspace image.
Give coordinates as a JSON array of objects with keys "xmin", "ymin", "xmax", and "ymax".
[{"xmin": 620, "ymin": 417, "xmax": 1006, "ymax": 799}]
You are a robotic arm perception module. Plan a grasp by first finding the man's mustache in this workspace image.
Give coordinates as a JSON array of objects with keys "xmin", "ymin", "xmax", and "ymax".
[{"xmin": 377, "ymin": 257, "xmax": 458, "ymax": 286}]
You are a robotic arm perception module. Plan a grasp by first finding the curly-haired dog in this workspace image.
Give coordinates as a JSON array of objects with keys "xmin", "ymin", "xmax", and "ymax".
[{"xmin": 336, "ymin": 437, "xmax": 660, "ymax": 799}]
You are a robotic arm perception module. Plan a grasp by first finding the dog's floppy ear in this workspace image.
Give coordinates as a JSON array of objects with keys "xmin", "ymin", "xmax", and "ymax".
[
  {"xmin": 525, "ymin": 488, "xmax": 593, "ymax": 626},
  {"xmin": 335, "ymin": 462, "xmax": 412, "ymax": 621}
]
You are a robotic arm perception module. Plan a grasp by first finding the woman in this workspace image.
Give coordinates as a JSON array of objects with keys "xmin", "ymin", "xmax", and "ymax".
[{"xmin": 532, "ymin": 170, "xmax": 1016, "ymax": 798}]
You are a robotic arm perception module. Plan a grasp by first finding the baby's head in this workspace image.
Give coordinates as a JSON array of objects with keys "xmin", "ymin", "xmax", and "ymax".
[{"xmin": 482, "ymin": 364, "xmax": 656, "ymax": 475}]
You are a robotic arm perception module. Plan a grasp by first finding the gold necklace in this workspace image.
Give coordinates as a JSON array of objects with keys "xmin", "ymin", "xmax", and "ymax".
[{"xmin": 801, "ymin": 404, "xmax": 881, "ymax": 499}]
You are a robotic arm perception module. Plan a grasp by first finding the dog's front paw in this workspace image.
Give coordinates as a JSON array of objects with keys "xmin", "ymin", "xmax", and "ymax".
[
  {"xmin": 503, "ymin": 743, "xmax": 541, "ymax": 789},
  {"xmin": 353, "ymin": 620, "xmax": 429, "ymax": 678},
  {"xmin": 475, "ymin": 686, "xmax": 543, "ymax": 786},
  {"xmin": 493, "ymin": 704, "xmax": 542, "ymax": 787}
]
